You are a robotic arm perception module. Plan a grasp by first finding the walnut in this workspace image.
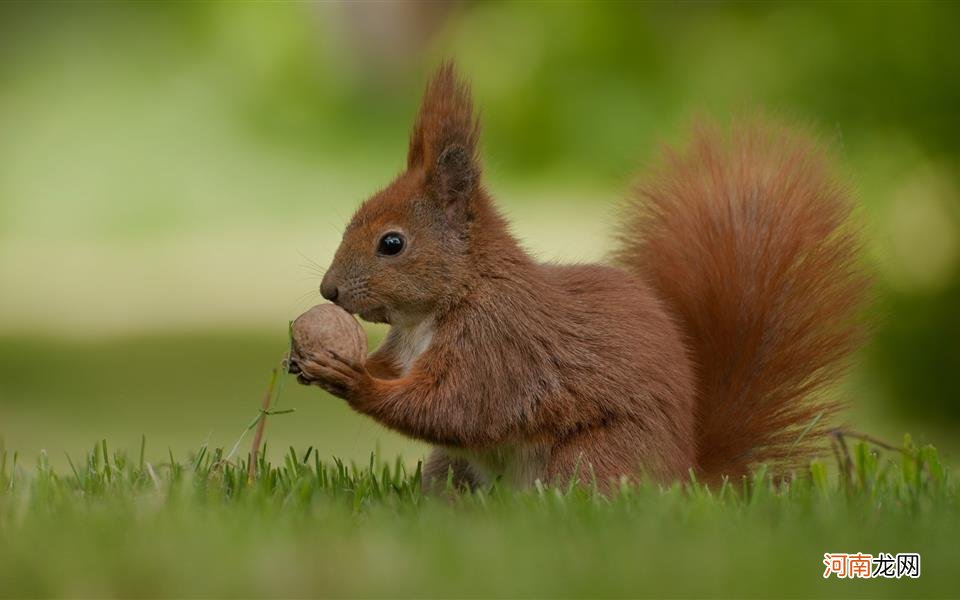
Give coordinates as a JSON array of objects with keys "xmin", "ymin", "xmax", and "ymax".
[{"xmin": 288, "ymin": 304, "xmax": 366, "ymax": 370}]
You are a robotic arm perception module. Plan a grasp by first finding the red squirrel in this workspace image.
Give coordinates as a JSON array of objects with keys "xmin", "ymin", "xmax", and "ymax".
[{"xmin": 291, "ymin": 62, "xmax": 869, "ymax": 490}]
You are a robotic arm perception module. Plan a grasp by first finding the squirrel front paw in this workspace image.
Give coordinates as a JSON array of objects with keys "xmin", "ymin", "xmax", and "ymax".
[{"xmin": 289, "ymin": 349, "xmax": 368, "ymax": 401}]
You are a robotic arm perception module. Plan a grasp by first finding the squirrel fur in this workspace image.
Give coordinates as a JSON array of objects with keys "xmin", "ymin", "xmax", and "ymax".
[{"xmin": 293, "ymin": 62, "xmax": 869, "ymax": 490}]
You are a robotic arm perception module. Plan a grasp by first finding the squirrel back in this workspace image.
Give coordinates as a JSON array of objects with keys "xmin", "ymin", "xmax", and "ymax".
[{"xmin": 614, "ymin": 119, "xmax": 870, "ymax": 479}]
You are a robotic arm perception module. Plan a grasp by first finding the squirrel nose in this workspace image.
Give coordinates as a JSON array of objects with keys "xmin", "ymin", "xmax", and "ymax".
[{"xmin": 320, "ymin": 279, "xmax": 339, "ymax": 303}]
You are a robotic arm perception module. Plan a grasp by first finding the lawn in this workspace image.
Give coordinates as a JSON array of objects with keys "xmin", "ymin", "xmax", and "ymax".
[
  {"xmin": 1, "ymin": 335, "xmax": 957, "ymax": 598},
  {"xmin": 0, "ymin": 435, "xmax": 956, "ymax": 598}
]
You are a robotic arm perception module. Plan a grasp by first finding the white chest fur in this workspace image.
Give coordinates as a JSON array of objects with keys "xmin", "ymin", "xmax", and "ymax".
[{"xmin": 390, "ymin": 317, "xmax": 435, "ymax": 376}]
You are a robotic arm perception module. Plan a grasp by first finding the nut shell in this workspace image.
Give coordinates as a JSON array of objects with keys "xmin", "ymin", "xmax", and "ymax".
[{"xmin": 289, "ymin": 304, "xmax": 366, "ymax": 366}]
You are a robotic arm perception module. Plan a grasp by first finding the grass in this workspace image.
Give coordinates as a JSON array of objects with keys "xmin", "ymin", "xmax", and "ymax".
[
  {"xmin": 0, "ymin": 335, "xmax": 956, "ymax": 598},
  {"xmin": 0, "ymin": 435, "xmax": 957, "ymax": 598}
]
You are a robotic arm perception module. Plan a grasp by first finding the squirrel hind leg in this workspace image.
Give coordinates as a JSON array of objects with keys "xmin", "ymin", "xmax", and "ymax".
[
  {"xmin": 546, "ymin": 420, "xmax": 694, "ymax": 490},
  {"xmin": 421, "ymin": 449, "xmax": 481, "ymax": 495}
]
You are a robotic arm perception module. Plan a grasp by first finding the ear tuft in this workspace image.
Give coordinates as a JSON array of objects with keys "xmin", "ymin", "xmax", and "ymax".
[{"xmin": 407, "ymin": 61, "xmax": 481, "ymax": 172}]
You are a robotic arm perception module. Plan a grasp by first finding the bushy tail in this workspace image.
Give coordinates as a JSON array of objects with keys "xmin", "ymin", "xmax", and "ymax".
[{"xmin": 614, "ymin": 118, "xmax": 870, "ymax": 479}]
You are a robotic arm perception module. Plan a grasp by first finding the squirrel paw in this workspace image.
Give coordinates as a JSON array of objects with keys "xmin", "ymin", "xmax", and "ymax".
[{"xmin": 291, "ymin": 350, "xmax": 367, "ymax": 401}]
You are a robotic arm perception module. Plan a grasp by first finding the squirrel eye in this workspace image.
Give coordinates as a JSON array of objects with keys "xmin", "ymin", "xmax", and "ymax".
[{"xmin": 377, "ymin": 232, "xmax": 405, "ymax": 256}]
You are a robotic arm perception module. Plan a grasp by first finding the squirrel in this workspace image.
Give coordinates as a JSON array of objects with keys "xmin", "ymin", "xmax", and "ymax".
[{"xmin": 291, "ymin": 62, "xmax": 869, "ymax": 491}]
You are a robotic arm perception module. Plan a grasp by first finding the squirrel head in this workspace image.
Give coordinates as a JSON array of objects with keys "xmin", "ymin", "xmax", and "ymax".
[{"xmin": 320, "ymin": 62, "xmax": 485, "ymax": 325}]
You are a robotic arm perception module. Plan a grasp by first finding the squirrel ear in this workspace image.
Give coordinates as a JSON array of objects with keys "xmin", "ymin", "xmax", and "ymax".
[
  {"xmin": 407, "ymin": 61, "xmax": 480, "ymax": 173},
  {"xmin": 430, "ymin": 143, "xmax": 479, "ymax": 221}
]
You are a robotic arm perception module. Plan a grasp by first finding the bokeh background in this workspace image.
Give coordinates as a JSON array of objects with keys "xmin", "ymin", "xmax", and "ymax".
[{"xmin": 1, "ymin": 2, "xmax": 958, "ymax": 468}]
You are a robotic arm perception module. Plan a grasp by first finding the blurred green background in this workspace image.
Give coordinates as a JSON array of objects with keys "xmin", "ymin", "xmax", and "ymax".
[{"xmin": 1, "ymin": 2, "xmax": 958, "ymax": 468}]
